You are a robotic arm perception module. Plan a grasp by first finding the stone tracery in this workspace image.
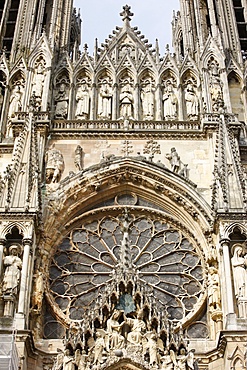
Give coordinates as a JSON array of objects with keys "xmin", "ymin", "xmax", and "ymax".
[
  {"xmin": 48, "ymin": 208, "xmax": 202, "ymax": 369},
  {"xmin": 48, "ymin": 209, "xmax": 205, "ymax": 326}
]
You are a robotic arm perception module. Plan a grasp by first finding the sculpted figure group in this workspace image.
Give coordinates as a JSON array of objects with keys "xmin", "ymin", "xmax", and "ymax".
[
  {"xmin": 52, "ymin": 75, "xmax": 200, "ymax": 121},
  {"xmin": 45, "ymin": 144, "xmax": 65, "ymax": 184},
  {"xmin": 53, "ymin": 308, "xmax": 197, "ymax": 370}
]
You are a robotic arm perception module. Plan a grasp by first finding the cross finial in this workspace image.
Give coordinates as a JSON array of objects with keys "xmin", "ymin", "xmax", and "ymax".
[{"xmin": 120, "ymin": 4, "xmax": 133, "ymax": 23}]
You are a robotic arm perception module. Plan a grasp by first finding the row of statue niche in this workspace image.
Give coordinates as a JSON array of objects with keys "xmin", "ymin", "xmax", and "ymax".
[
  {"xmin": 7, "ymin": 61, "xmax": 47, "ymax": 118},
  {"xmin": 52, "ymin": 308, "xmax": 197, "ymax": 370},
  {"xmin": 4, "ymin": 62, "xmax": 223, "ymax": 120},
  {"xmin": 53, "ymin": 78, "xmax": 199, "ymax": 121}
]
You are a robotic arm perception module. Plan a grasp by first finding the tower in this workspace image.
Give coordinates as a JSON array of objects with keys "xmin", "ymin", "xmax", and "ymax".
[{"xmin": 0, "ymin": 1, "xmax": 246, "ymax": 369}]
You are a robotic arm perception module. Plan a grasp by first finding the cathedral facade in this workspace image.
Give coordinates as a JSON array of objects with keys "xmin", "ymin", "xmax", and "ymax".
[{"xmin": 0, "ymin": 1, "xmax": 247, "ymax": 369}]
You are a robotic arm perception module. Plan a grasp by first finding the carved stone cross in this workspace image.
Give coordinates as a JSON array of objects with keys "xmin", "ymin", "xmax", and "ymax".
[{"xmin": 120, "ymin": 5, "xmax": 134, "ymax": 22}]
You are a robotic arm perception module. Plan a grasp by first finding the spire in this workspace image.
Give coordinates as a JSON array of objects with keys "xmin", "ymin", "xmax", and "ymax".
[{"xmin": 120, "ymin": 4, "xmax": 133, "ymax": 28}]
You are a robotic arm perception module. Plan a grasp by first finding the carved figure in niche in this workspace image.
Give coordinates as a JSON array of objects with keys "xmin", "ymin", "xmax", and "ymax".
[
  {"xmin": 184, "ymin": 81, "xmax": 199, "ymax": 120},
  {"xmin": 93, "ymin": 331, "xmax": 107, "ymax": 364},
  {"xmin": 98, "ymin": 79, "xmax": 112, "ymax": 119},
  {"xmin": 166, "ymin": 147, "xmax": 180, "ymax": 173},
  {"xmin": 161, "ymin": 349, "xmax": 175, "ymax": 370},
  {"xmin": 174, "ymin": 348, "xmax": 195, "ymax": 370},
  {"xmin": 209, "ymin": 60, "xmax": 223, "ymax": 110},
  {"xmin": 125, "ymin": 309, "xmax": 146, "ymax": 345},
  {"xmin": 119, "ymin": 80, "xmax": 134, "ymax": 119},
  {"xmin": 75, "ymin": 82, "xmax": 90, "ymax": 119},
  {"xmin": 141, "ymin": 81, "xmax": 154, "ymax": 120},
  {"xmin": 63, "ymin": 349, "xmax": 75, "ymax": 370},
  {"xmin": 163, "ymin": 80, "xmax": 178, "ymax": 120},
  {"xmin": 74, "ymin": 349, "xmax": 88, "ymax": 370},
  {"xmin": 55, "ymin": 82, "xmax": 69, "ymax": 119},
  {"xmin": 32, "ymin": 271, "xmax": 44, "ymax": 312},
  {"xmin": 231, "ymin": 244, "xmax": 247, "ymax": 297},
  {"xmin": 32, "ymin": 61, "xmax": 46, "ymax": 107},
  {"xmin": 144, "ymin": 333, "xmax": 159, "ymax": 366},
  {"xmin": 106, "ymin": 310, "xmax": 125, "ymax": 349},
  {"xmin": 208, "ymin": 266, "xmax": 221, "ymax": 311},
  {"xmin": 74, "ymin": 145, "xmax": 83, "ymax": 171},
  {"xmin": 45, "ymin": 144, "xmax": 65, "ymax": 184},
  {"xmin": 8, "ymin": 84, "xmax": 23, "ymax": 117},
  {"xmin": 52, "ymin": 351, "xmax": 64, "ymax": 370},
  {"xmin": 3, "ymin": 244, "xmax": 22, "ymax": 295}
]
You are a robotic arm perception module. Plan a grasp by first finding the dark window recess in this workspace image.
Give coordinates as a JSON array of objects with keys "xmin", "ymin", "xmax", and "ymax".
[
  {"xmin": 180, "ymin": 37, "xmax": 184, "ymax": 57},
  {"xmin": 2, "ymin": 0, "xmax": 20, "ymax": 53},
  {"xmin": 233, "ymin": 0, "xmax": 247, "ymax": 52},
  {"xmin": 212, "ymin": 0, "xmax": 219, "ymax": 25},
  {"xmin": 233, "ymin": 0, "xmax": 242, "ymax": 7}
]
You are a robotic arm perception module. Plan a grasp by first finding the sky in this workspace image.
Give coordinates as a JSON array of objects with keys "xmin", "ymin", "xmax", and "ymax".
[{"xmin": 74, "ymin": 1, "xmax": 180, "ymax": 54}]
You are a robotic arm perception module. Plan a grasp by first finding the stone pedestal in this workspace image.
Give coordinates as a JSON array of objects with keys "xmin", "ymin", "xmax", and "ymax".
[{"xmin": 3, "ymin": 295, "xmax": 16, "ymax": 317}]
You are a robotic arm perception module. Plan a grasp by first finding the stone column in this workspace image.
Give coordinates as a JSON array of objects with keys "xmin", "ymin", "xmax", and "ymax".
[
  {"xmin": 155, "ymin": 84, "xmax": 162, "ymax": 121},
  {"xmin": 134, "ymin": 83, "xmax": 139, "ymax": 120},
  {"xmin": 90, "ymin": 83, "xmax": 97, "ymax": 120},
  {"xmin": 18, "ymin": 239, "xmax": 32, "ymax": 314},
  {"xmin": 220, "ymin": 238, "xmax": 235, "ymax": 314},
  {"xmin": 177, "ymin": 84, "xmax": 183, "ymax": 121},
  {"xmin": 112, "ymin": 83, "xmax": 118, "ymax": 120}
]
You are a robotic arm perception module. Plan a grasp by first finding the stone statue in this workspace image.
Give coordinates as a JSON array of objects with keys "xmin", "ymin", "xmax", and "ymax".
[
  {"xmin": 141, "ymin": 82, "xmax": 154, "ymax": 120},
  {"xmin": 106, "ymin": 310, "xmax": 125, "ymax": 349},
  {"xmin": 75, "ymin": 83, "xmax": 90, "ymax": 119},
  {"xmin": 98, "ymin": 80, "xmax": 112, "ymax": 119},
  {"xmin": 177, "ymin": 348, "xmax": 189, "ymax": 370},
  {"xmin": 161, "ymin": 349, "xmax": 175, "ymax": 370},
  {"xmin": 52, "ymin": 352, "xmax": 64, "ymax": 370},
  {"xmin": 119, "ymin": 81, "xmax": 134, "ymax": 119},
  {"xmin": 8, "ymin": 84, "xmax": 23, "ymax": 118},
  {"xmin": 163, "ymin": 81, "xmax": 177, "ymax": 120},
  {"xmin": 63, "ymin": 349, "xmax": 75, "ymax": 370},
  {"xmin": 32, "ymin": 62, "xmax": 46, "ymax": 107},
  {"xmin": 45, "ymin": 144, "xmax": 65, "ymax": 184},
  {"xmin": 32, "ymin": 271, "xmax": 44, "ymax": 312},
  {"xmin": 166, "ymin": 147, "xmax": 180, "ymax": 173},
  {"xmin": 209, "ymin": 61, "xmax": 223, "ymax": 110},
  {"xmin": 77, "ymin": 351, "xmax": 88, "ymax": 370},
  {"xmin": 171, "ymin": 348, "xmax": 195, "ymax": 370},
  {"xmin": 93, "ymin": 331, "xmax": 106, "ymax": 364},
  {"xmin": 231, "ymin": 244, "xmax": 247, "ymax": 297},
  {"xmin": 3, "ymin": 244, "xmax": 22, "ymax": 295},
  {"xmin": 185, "ymin": 82, "xmax": 198, "ymax": 119},
  {"xmin": 208, "ymin": 266, "xmax": 221, "ymax": 311},
  {"xmin": 74, "ymin": 145, "xmax": 83, "ymax": 171},
  {"xmin": 145, "ymin": 333, "xmax": 159, "ymax": 366},
  {"xmin": 54, "ymin": 82, "xmax": 69, "ymax": 119},
  {"xmin": 125, "ymin": 309, "xmax": 146, "ymax": 345}
]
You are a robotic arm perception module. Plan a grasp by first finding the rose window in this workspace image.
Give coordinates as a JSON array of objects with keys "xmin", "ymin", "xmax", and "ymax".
[{"xmin": 49, "ymin": 211, "xmax": 205, "ymax": 323}]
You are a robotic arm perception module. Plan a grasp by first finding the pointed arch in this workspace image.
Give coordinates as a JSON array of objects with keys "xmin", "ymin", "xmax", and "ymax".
[
  {"xmin": 228, "ymin": 70, "xmax": 244, "ymax": 121},
  {"xmin": 0, "ymin": 222, "xmax": 26, "ymax": 240}
]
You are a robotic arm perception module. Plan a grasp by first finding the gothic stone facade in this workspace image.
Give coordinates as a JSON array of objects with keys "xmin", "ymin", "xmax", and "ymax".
[{"xmin": 0, "ymin": 1, "xmax": 247, "ymax": 370}]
